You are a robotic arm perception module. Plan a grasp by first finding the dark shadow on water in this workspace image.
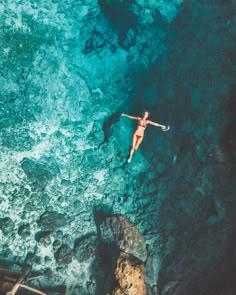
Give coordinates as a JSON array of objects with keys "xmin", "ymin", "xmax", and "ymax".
[
  {"xmin": 217, "ymin": 87, "xmax": 236, "ymax": 218},
  {"xmin": 0, "ymin": 259, "xmax": 22, "ymax": 270},
  {"xmin": 221, "ymin": 87, "xmax": 236, "ymax": 158},
  {"xmin": 156, "ymin": 86, "xmax": 236, "ymax": 295},
  {"xmin": 102, "ymin": 112, "xmax": 121, "ymax": 143},
  {"xmin": 92, "ymin": 205, "xmax": 120, "ymax": 295},
  {"xmin": 98, "ymin": 0, "xmax": 139, "ymax": 50},
  {"xmin": 98, "ymin": 0, "xmax": 138, "ymax": 31}
]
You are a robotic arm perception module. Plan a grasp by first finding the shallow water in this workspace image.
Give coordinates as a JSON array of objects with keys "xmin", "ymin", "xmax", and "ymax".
[{"xmin": 0, "ymin": 0, "xmax": 236, "ymax": 294}]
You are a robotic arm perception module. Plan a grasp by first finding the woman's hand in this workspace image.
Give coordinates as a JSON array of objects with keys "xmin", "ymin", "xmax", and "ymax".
[{"xmin": 162, "ymin": 125, "xmax": 170, "ymax": 131}]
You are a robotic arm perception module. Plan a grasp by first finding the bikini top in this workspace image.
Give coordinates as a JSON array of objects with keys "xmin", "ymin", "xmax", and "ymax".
[{"xmin": 138, "ymin": 121, "xmax": 147, "ymax": 129}]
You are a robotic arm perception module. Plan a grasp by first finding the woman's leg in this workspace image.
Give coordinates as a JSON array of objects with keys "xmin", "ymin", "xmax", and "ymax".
[
  {"xmin": 135, "ymin": 136, "xmax": 143, "ymax": 150},
  {"xmin": 128, "ymin": 133, "xmax": 137, "ymax": 162}
]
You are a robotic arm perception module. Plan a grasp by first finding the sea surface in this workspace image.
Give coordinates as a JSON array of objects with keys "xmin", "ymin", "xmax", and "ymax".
[{"xmin": 0, "ymin": 1, "xmax": 236, "ymax": 294}]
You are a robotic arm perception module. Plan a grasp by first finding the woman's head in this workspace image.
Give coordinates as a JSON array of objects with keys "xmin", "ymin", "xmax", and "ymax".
[{"xmin": 143, "ymin": 111, "xmax": 150, "ymax": 119}]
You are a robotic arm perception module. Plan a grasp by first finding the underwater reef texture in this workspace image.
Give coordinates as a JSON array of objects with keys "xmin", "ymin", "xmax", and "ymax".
[{"xmin": 0, "ymin": 0, "xmax": 236, "ymax": 294}]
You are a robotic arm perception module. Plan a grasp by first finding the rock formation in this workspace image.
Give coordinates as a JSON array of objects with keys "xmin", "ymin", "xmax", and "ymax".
[
  {"xmin": 98, "ymin": 214, "xmax": 147, "ymax": 294},
  {"xmin": 100, "ymin": 215, "xmax": 147, "ymax": 262},
  {"xmin": 113, "ymin": 252, "xmax": 146, "ymax": 295}
]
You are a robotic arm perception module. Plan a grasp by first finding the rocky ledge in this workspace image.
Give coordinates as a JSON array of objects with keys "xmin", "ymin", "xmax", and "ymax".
[{"xmin": 113, "ymin": 251, "xmax": 146, "ymax": 295}]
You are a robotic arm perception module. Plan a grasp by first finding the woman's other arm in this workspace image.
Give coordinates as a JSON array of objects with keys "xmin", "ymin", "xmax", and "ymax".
[
  {"xmin": 148, "ymin": 120, "xmax": 166, "ymax": 129},
  {"xmin": 121, "ymin": 113, "xmax": 140, "ymax": 120}
]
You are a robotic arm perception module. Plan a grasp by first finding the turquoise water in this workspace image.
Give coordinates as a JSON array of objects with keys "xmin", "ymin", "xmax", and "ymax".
[{"xmin": 0, "ymin": 0, "xmax": 236, "ymax": 294}]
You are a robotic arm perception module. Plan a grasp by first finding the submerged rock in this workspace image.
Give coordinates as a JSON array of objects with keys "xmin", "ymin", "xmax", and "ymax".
[
  {"xmin": 37, "ymin": 211, "xmax": 68, "ymax": 231},
  {"xmin": 100, "ymin": 0, "xmax": 183, "ymax": 24},
  {"xmin": 18, "ymin": 223, "xmax": 31, "ymax": 238},
  {"xmin": 100, "ymin": 215, "xmax": 147, "ymax": 262},
  {"xmin": 113, "ymin": 251, "xmax": 146, "ymax": 295},
  {"xmin": 21, "ymin": 157, "xmax": 60, "ymax": 189},
  {"xmin": 74, "ymin": 233, "xmax": 97, "ymax": 262},
  {"xmin": 38, "ymin": 232, "xmax": 52, "ymax": 247},
  {"xmin": 0, "ymin": 217, "xmax": 15, "ymax": 236},
  {"xmin": 210, "ymin": 144, "xmax": 233, "ymax": 172},
  {"xmin": 55, "ymin": 244, "xmax": 73, "ymax": 265}
]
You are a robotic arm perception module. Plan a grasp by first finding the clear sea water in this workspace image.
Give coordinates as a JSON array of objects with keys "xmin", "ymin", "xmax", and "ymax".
[{"xmin": 0, "ymin": 0, "xmax": 236, "ymax": 294}]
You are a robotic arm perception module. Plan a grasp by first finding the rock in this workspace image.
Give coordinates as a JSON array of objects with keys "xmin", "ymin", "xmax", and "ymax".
[
  {"xmin": 1, "ymin": 127, "xmax": 37, "ymax": 151},
  {"xmin": 62, "ymin": 234, "xmax": 74, "ymax": 249},
  {"xmin": 36, "ymin": 231, "xmax": 52, "ymax": 247},
  {"xmin": 0, "ymin": 217, "xmax": 14, "ymax": 236},
  {"xmin": 210, "ymin": 144, "xmax": 232, "ymax": 171},
  {"xmin": 54, "ymin": 230, "xmax": 63, "ymax": 240},
  {"xmin": 53, "ymin": 240, "xmax": 62, "ymax": 251},
  {"xmin": 113, "ymin": 252, "xmax": 146, "ymax": 295},
  {"xmin": 100, "ymin": 0, "xmax": 183, "ymax": 25},
  {"xmin": 44, "ymin": 256, "xmax": 53, "ymax": 266},
  {"xmin": 144, "ymin": 250, "xmax": 161, "ymax": 286},
  {"xmin": 21, "ymin": 157, "xmax": 60, "ymax": 189},
  {"xmin": 84, "ymin": 30, "xmax": 106, "ymax": 54},
  {"xmin": 39, "ymin": 235, "xmax": 52, "ymax": 247},
  {"xmin": 25, "ymin": 252, "xmax": 41, "ymax": 266},
  {"xmin": 118, "ymin": 28, "xmax": 136, "ymax": 50},
  {"xmin": 37, "ymin": 211, "xmax": 68, "ymax": 231},
  {"xmin": 55, "ymin": 244, "xmax": 73, "ymax": 265},
  {"xmin": 18, "ymin": 223, "xmax": 31, "ymax": 238},
  {"xmin": 74, "ymin": 233, "xmax": 97, "ymax": 262},
  {"xmin": 100, "ymin": 215, "xmax": 147, "ymax": 262},
  {"xmin": 135, "ymin": 0, "xmax": 184, "ymax": 23}
]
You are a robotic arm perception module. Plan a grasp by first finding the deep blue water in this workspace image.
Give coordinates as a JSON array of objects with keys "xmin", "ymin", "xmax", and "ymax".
[{"xmin": 0, "ymin": 0, "xmax": 236, "ymax": 294}]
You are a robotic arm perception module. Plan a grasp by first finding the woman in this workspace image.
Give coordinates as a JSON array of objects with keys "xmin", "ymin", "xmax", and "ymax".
[{"xmin": 121, "ymin": 111, "xmax": 168, "ymax": 163}]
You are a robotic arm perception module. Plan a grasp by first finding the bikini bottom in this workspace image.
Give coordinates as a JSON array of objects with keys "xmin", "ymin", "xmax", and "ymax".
[{"xmin": 136, "ymin": 134, "xmax": 143, "ymax": 139}]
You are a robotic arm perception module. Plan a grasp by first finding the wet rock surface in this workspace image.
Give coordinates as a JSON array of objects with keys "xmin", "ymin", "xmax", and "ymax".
[
  {"xmin": 113, "ymin": 252, "xmax": 147, "ymax": 295},
  {"xmin": 0, "ymin": 217, "xmax": 15, "ymax": 236},
  {"xmin": 100, "ymin": 215, "xmax": 147, "ymax": 262},
  {"xmin": 74, "ymin": 233, "xmax": 97, "ymax": 262},
  {"xmin": 37, "ymin": 211, "xmax": 68, "ymax": 231},
  {"xmin": 55, "ymin": 244, "xmax": 73, "ymax": 265}
]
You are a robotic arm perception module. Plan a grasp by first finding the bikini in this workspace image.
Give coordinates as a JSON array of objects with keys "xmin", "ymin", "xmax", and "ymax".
[
  {"xmin": 138, "ymin": 121, "xmax": 147, "ymax": 129},
  {"xmin": 136, "ymin": 121, "xmax": 147, "ymax": 138}
]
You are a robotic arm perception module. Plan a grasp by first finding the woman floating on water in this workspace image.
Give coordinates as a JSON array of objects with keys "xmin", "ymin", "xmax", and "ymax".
[{"xmin": 121, "ymin": 111, "xmax": 169, "ymax": 163}]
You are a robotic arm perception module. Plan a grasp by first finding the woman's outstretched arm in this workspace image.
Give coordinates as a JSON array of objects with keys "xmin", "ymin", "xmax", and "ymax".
[
  {"xmin": 148, "ymin": 120, "xmax": 166, "ymax": 129},
  {"xmin": 121, "ymin": 113, "xmax": 140, "ymax": 120}
]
